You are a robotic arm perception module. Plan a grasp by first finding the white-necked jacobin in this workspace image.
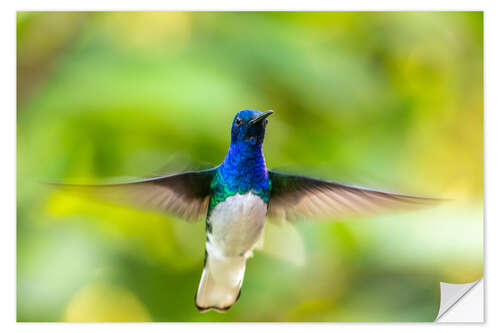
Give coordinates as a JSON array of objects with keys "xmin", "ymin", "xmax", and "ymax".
[{"xmin": 54, "ymin": 110, "xmax": 440, "ymax": 312}]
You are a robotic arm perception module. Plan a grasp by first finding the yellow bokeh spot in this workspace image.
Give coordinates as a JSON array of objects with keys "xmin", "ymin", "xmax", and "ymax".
[{"xmin": 64, "ymin": 283, "xmax": 152, "ymax": 322}]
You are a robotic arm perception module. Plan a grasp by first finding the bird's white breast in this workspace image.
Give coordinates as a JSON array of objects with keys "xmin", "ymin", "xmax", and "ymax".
[{"xmin": 208, "ymin": 192, "xmax": 267, "ymax": 257}]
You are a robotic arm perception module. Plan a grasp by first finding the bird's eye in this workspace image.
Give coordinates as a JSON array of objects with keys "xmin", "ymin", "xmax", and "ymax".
[{"xmin": 235, "ymin": 117, "xmax": 242, "ymax": 126}]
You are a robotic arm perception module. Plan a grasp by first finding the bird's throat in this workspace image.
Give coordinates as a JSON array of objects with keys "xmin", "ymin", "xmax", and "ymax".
[{"xmin": 222, "ymin": 142, "xmax": 267, "ymax": 183}]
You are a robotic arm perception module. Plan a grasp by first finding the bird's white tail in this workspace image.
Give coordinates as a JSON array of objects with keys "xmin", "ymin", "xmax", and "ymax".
[{"xmin": 195, "ymin": 247, "xmax": 247, "ymax": 312}]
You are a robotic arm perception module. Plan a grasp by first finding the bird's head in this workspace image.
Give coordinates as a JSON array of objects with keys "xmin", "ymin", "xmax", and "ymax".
[{"xmin": 230, "ymin": 109, "xmax": 273, "ymax": 146}]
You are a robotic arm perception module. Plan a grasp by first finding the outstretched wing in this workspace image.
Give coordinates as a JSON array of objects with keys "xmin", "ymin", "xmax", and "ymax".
[
  {"xmin": 49, "ymin": 168, "xmax": 217, "ymax": 222},
  {"xmin": 267, "ymin": 170, "xmax": 442, "ymax": 223}
]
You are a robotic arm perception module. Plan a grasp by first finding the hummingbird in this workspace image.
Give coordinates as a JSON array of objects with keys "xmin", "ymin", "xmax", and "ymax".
[{"xmin": 53, "ymin": 109, "xmax": 439, "ymax": 312}]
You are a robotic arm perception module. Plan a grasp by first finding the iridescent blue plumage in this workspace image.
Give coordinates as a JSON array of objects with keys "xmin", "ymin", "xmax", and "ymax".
[{"xmin": 208, "ymin": 110, "xmax": 272, "ymax": 214}]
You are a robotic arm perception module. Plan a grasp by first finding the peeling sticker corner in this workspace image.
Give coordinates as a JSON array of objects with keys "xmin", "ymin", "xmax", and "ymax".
[{"xmin": 435, "ymin": 278, "xmax": 483, "ymax": 322}]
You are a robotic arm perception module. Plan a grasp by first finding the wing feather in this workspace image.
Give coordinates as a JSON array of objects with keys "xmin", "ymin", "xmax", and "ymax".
[
  {"xmin": 49, "ymin": 168, "xmax": 217, "ymax": 222},
  {"xmin": 268, "ymin": 170, "xmax": 442, "ymax": 223}
]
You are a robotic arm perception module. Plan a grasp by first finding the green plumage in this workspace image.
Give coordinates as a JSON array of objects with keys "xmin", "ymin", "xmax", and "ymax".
[{"xmin": 208, "ymin": 170, "xmax": 270, "ymax": 217}]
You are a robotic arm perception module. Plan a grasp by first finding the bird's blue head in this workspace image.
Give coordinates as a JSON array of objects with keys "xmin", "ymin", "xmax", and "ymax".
[{"xmin": 230, "ymin": 109, "xmax": 273, "ymax": 146}]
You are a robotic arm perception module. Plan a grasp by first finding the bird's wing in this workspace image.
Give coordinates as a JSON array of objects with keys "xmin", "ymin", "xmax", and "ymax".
[
  {"xmin": 267, "ymin": 170, "xmax": 442, "ymax": 223},
  {"xmin": 49, "ymin": 168, "xmax": 217, "ymax": 222}
]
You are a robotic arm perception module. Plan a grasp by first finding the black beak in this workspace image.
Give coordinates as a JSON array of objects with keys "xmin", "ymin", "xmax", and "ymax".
[{"xmin": 249, "ymin": 110, "xmax": 273, "ymax": 125}]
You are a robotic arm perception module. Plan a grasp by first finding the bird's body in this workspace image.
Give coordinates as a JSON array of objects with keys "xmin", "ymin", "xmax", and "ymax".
[
  {"xmin": 54, "ymin": 109, "xmax": 442, "ymax": 313},
  {"xmin": 196, "ymin": 110, "xmax": 271, "ymax": 311}
]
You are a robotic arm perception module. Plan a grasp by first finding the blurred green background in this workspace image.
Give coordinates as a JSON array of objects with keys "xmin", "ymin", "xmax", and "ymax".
[{"xmin": 17, "ymin": 12, "xmax": 483, "ymax": 322}]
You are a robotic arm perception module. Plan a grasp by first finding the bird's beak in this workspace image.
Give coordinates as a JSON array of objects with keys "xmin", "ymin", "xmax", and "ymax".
[{"xmin": 249, "ymin": 110, "xmax": 273, "ymax": 125}]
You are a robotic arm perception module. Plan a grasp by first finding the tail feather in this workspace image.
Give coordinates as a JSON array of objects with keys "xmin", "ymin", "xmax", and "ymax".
[{"xmin": 195, "ymin": 248, "xmax": 247, "ymax": 312}]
